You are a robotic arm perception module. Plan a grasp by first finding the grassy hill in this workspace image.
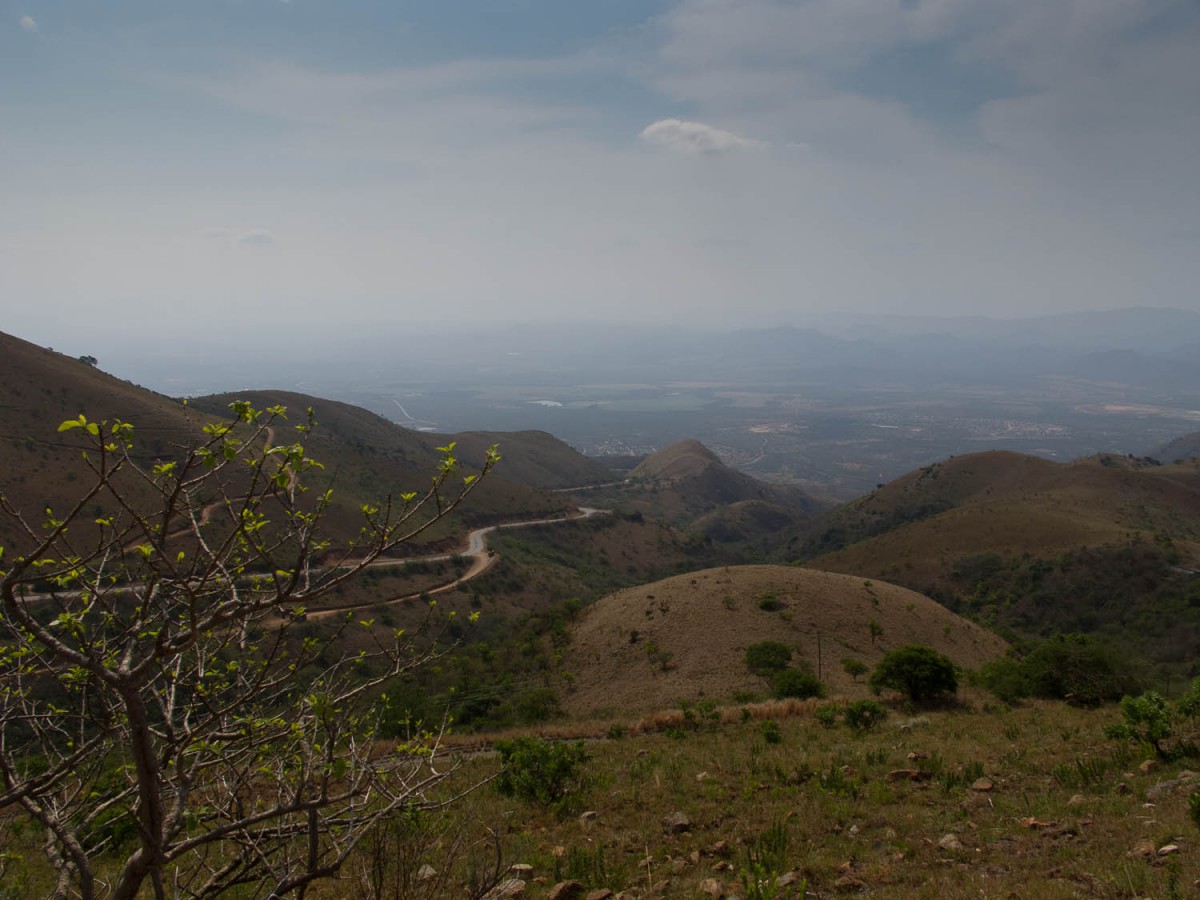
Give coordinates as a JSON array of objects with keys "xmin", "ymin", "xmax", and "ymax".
[
  {"xmin": 796, "ymin": 450, "xmax": 1200, "ymax": 671},
  {"xmin": 580, "ymin": 440, "xmax": 827, "ymax": 555},
  {"xmin": 0, "ymin": 331, "xmax": 219, "ymax": 550},
  {"xmin": 439, "ymin": 430, "xmax": 614, "ymax": 490},
  {"xmin": 560, "ymin": 565, "xmax": 1006, "ymax": 718},
  {"xmin": 0, "ymin": 333, "xmax": 566, "ymax": 555},
  {"xmin": 802, "ymin": 450, "xmax": 1200, "ymax": 582},
  {"xmin": 1156, "ymin": 429, "xmax": 1200, "ymax": 463}
]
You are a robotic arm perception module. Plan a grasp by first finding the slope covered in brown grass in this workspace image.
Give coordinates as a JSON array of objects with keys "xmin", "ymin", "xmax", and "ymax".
[
  {"xmin": 803, "ymin": 450, "xmax": 1200, "ymax": 593},
  {"xmin": 560, "ymin": 565, "xmax": 1005, "ymax": 718}
]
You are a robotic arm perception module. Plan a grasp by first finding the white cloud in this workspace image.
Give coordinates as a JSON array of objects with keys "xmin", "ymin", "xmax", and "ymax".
[
  {"xmin": 18, "ymin": 14, "xmax": 37, "ymax": 33},
  {"xmin": 639, "ymin": 118, "xmax": 765, "ymax": 154},
  {"xmin": 237, "ymin": 228, "xmax": 275, "ymax": 246}
]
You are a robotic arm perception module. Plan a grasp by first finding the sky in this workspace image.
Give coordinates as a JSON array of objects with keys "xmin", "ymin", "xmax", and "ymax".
[{"xmin": 3, "ymin": 0, "xmax": 1199, "ymax": 347}]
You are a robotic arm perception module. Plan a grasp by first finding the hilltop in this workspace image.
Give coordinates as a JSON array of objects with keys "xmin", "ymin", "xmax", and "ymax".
[
  {"xmin": 1156, "ymin": 429, "xmax": 1200, "ymax": 463},
  {"xmin": 795, "ymin": 450, "xmax": 1200, "ymax": 670},
  {"xmin": 560, "ymin": 565, "xmax": 1005, "ymax": 718},
  {"xmin": 0, "ymin": 334, "xmax": 569, "ymax": 553}
]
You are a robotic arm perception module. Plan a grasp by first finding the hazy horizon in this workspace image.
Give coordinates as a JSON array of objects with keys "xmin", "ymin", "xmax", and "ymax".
[{"xmin": 4, "ymin": 1, "xmax": 1199, "ymax": 343}]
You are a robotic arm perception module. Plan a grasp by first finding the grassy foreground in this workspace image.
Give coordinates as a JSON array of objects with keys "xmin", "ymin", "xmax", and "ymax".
[
  {"xmin": 4, "ymin": 693, "xmax": 1196, "ymax": 898},
  {"xmin": 361, "ymin": 693, "xmax": 1196, "ymax": 898}
]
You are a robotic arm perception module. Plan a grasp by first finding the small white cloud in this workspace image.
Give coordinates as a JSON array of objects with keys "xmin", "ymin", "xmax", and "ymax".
[
  {"xmin": 639, "ymin": 118, "xmax": 765, "ymax": 154},
  {"xmin": 18, "ymin": 14, "xmax": 37, "ymax": 32},
  {"xmin": 237, "ymin": 228, "xmax": 275, "ymax": 246}
]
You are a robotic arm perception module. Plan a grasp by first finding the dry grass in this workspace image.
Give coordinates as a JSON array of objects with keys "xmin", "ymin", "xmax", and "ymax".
[
  {"xmin": 559, "ymin": 565, "xmax": 1006, "ymax": 718},
  {"xmin": 329, "ymin": 693, "xmax": 1200, "ymax": 898}
]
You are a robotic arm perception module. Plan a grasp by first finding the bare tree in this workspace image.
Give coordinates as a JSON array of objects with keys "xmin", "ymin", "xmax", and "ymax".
[{"xmin": 0, "ymin": 402, "xmax": 498, "ymax": 898}]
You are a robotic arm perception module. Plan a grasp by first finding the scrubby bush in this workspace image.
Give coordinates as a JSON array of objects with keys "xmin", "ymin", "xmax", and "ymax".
[
  {"xmin": 1020, "ymin": 634, "xmax": 1136, "ymax": 706},
  {"xmin": 813, "ymin": 703, "xmax": 839, "ymax": 729},
  {"xmin": 844, "ymin": 699, "xmax": 887, "ymax": 733},
  {"xmin": 760, "ymin": 720, "xmax": 782, "ymax": 744},
  {"xmin": 745, "ymin": 641, "xmax": 793, "ymax": 676},
  {"xmin": 773, "ymin": 667, "xmax": 824, "ymax": 700},
  {"xmin": 494, "ymin": 737, "xmax": 589, "ymax": 807},
  {"xmin": 870, "ymin": 645, "xmax": 957, "ymax": 703},
  {"xmin": 1104, "ymin": 691, "xmax": 1175, "ymax": 758},
  {"xmin": 841, "ymin": 657, "xmax": 868, "ymax": 683}
]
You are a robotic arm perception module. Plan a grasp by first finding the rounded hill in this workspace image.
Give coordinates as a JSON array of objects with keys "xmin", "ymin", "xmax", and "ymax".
[{"xmin": 560, "ymin": 565, "xmax": 1006, "ymax": 718}]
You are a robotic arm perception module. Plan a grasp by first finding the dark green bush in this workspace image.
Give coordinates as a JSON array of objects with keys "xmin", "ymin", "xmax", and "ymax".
[
  {"xmin": 844, "ymin": 699, "xmax": 887, "ymax": 732},
  {"xmin": 760, "ymin": 720, "xmax": 782, "ymax": 744},
  {"xmin": 870, "ymin": 645, "xmax": 957, "ymax": 703},
  {"xmin": 494, "ymin": 737, "xmax": 589, "ymax": 807},
  {"xmin": 773, "ymin": 667, "xmax": 824, "ymax": 700},
  {"xmin": 1021, "ymin": 634, "xmax": 1136, "ymax": 706},
  {"xmin": 745, "ymin": 641, "xmax": 793, "ymax": 676}
]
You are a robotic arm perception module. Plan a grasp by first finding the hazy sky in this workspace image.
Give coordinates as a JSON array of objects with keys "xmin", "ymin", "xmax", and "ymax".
[{"xmin": 3, "ymin": 0, "xmax": 1199, "ymax": 343}]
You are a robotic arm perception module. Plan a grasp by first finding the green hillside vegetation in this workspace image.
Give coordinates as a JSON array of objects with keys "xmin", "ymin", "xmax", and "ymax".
[
  {"xmin": 188, "ymin": 391, "xmax": 568, "ymax": 543},
  {"xmin": 798, "ymin": 451, "xmax": 1200, "ymax": 669},
  {"xmin": 580, "ymin": 440, "xmax": 827, "ymax": 555}
]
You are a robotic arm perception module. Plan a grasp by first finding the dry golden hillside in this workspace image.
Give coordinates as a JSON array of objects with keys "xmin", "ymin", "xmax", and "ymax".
[
  {"xmin": 803, "ymin": 450, "xmax": 1200, "ymax": 592},
  {"xmin": 560, "ymin": 564, "xmax": 1006, "ymax": 718}
]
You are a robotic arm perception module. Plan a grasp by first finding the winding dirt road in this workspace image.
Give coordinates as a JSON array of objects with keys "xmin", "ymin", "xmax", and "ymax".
[{"xmin": 305, "ymin": 506, "xmax": 610, "ymax": 620}]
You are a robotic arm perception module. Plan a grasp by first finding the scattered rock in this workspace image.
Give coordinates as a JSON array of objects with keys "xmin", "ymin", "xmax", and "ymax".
[
  {"xmin": 1067, "ymin": 794, "xmax": 1087, "ymax": 807},
  {"xmin": 483, "ymin": 879, "xmax": 527, "ymax": 899},
  {"xmin": 585, "ymin": 891, "xmax": 613, "ymax": 900},
  {"xmin": 708, "ymin": 840, "xmax": 730, "ymax": 857},
  {"xmin": 711, "ymin": 861, "xmax": 733, "ymax": 873},
  {"xmin": 1127, "ymin": 840, "xmax": 1157, "ymax": 860},
  {"xmin": 579, "ymin": 810, "xmax": 598, "ymax": 824},
  {"xmin": 961, "ymin": 792, "xmax": 992, "ymax": 812},
  {"xmin": 907, "ymin": 751, "xmax": 930, "ymax": 761},
  {"xmin": 696, "ymin": 771, "xmax": 711, "ymax": 782},
  {"xmin": 883, "ymin": 828, "xmax": 898, "ymax": 840},
  {"xmin": 885, "ymin": 769, "xmax": 925, "ymax": 782},
  {"xmin": 777, "ymin": 870, "xmax": 804, "ymax": 888},
  {"xmin": 840, "ymin": 765, "xmax": 857, "ymax": 778},
  {"xmin": 548, "ymin": 881, "xmax": 586, "ymax": 900},
  {"xmin": 847, "ymin": 824, "xmax": 860, "ymax": 837},
  {"xmin": 663, "ymin": 811, "xmax": 692, "ymax": 834},
  {"xmin": 670, "ymin": 859, "xmax": 688, "ymax": 875},
  {"xmin": 970, "ymin": 777, "xmax": 994, "ymax": 792},
  {"xmin": 698, "ymin": 878, "xmax": 725, "ymax": 898},
  {"xmin": 1147, "ymin": 777, "xmax": 1194, "ymax": 800},
  {"xmin": 1019, "ymin": 818, "xmax": 1056, "ymax": 829},
  {"xmin": 552, "ymin": 846, "xmax": 567, "ymax": 858},
  {"xmin": 938, "ymin": 834, "xmax": 963, "ymax": 851},
  {"xmin": 1138, "ymin": 759, "xmax": 1157, "ymax": 774},
  {"xmin": 1115, "ymin": 782, "xmax": 1131, "ymax": 795},
  {"xmin": 645, "ymin": 879, "xmax": 671, "ymax": 896},
  {"xmin": 509, "ymin": 865, "xmax": 535, "ymax": 877},
  {"xmin": 689, "ymin": 850, "xmax": 701, "ymax": 865},
  {"xmin": 1158, "ymin": 844, "xmax": 1181, "ymax": 857},
  {"xmin": 636, "ymin": 749, "xmax": 650, "ymax": 758}
]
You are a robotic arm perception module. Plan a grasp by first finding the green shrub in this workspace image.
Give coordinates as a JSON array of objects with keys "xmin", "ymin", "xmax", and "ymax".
[
  {"xmin": 1177, "ymin": 676, "xmax": 1200, "ymax": 720},
  {"xmin": 844, "ymin": 699, "xmax": 887, "ymax": 733},
  {"xmin": 841, "ymin": 657, "xmax": 868, "ymax": 683},
  {"xmin": 1020, "ymin": 634, "xmax": 1135, "ymax": 706},
  {"xmin": 813, "ymin": 703, "xmax": 839, "ymax": 729},
  {"xmin": 494, "ymin": 737, "xmax": 589, "ymax": 806},
  {"xmin": 757, "ymin": 595, "xmax": 783, "ymax": 612},
  {"xmin": 773, "ymin": 667, "xmax": 824, "ymax": 700},
  {"xmin": 760, "ymin": 720, "xmax": 782, "ymax": 744},
  {"xmin": 976, "ymin": 656, "xmax": 1030, "ymax": 704},
  {"xmin": 870, "ymin": 645, "xmax": 957, "ymax": 703},
  {"xmin": 745, "ymin": 641, "xmax": 793, "ymax": 676},
  {"xmin": 1104, "ymin": 691, "xmax": 1175, "ymax": 758}
]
